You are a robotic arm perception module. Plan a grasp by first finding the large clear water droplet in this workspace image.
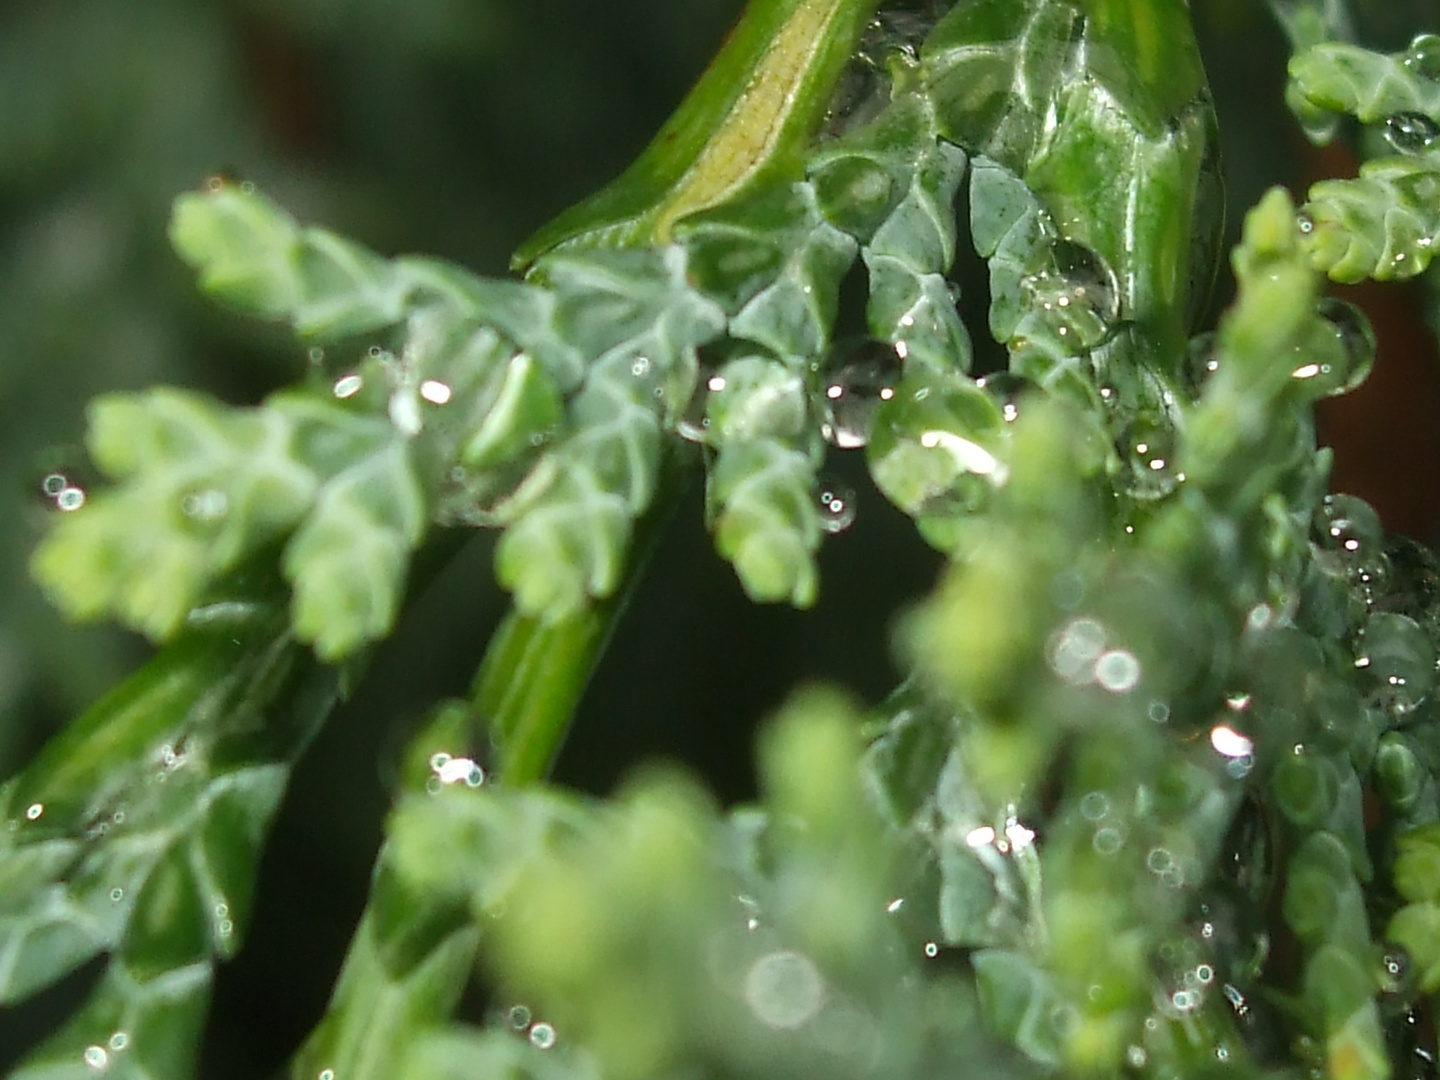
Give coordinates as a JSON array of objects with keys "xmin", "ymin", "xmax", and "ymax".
[
  {"xmin": 1384, "ymin": 112, "xmax": 1440, "ymax": 155},
  {"xmin": 820, "ymin": 339, "xmax": 901, "ymax": 449},
  {"xmin": 1313, "ymin": 494, "xmax": 1388, "ymax": 614},
  {"xmin": 1405, "ymin": 34, "xmax": 1440, "ymax": 81},
  {"xmin": 817, "ymin": 481, "xmax": 857, "ymax": 534},
  {"xmin": 529, "ymin": 1022, "xmax": 557, "ymax": 1050},
  {"xmin": 1311, "ymin": 297, "xmax": 1376, "ymax": 396},
  {"xmin": 1115, "ymin": 416, "xmax": 1181, "ymax": 500},
  {"xmin": 1051, "ymin": 240, "xmax": 1120, "ymax": 323},
  {"xmin": 1357, "ymin": 611, "xmax": 1435, "ymax": 716}
]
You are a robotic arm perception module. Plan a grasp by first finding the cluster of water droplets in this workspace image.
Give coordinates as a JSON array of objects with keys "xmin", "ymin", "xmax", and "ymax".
[
  {"xmin": 36, "ymin": 465, "xmax": 87, "ymax": 513},
  {"xmin": 495, "ymin": 1004, "xmax": 558, "ymax": 1050},
  {"xmin": 817, "ymin": 339, "xmax": 901, "ymax": 450},
  {"xmin": 81, "ymin": 1031, "xmax": 131, "ymax": 1073},
  {"xmin": 1020, "ymin": 239, "xmax": 1122, "ymax": 350},
  {"xmin": 426, "ymin": 750, "xmax": 485, "ymax": 791},
  {"xmin": 1048, "ymin": 617, "xmax": 1144, "ymax": 695},
  {"xmin": 821, "ymin": 5, "xmax": 941, "ymax": 138}
]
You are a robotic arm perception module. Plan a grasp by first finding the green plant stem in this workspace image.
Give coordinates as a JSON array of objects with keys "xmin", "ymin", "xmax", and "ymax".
[{"xmin": 471, "ymin": 447, "xmax": 692, "ymax": 786}]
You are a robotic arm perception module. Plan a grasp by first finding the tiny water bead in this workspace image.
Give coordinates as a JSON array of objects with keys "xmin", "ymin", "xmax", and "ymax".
[
  {"xmin": 818, "ymin": 339, "xmax": 902, "ymax": 449},
  {"xmin": 83, "ymin": 1045, "xmax": 108, "ymax": 1069},
  {"xmin": 529, "ymin": 1023, "xmax": 557, "ymax": 1050},
  {"xmin": 1356, "ymin": 611, "xmax": 1435, "ymax": 716},
  {"xmin": 1384, "ymin": 112, "xmax": 1440, "ymax": 155},
  {"xmin": 333, "ymin": 373, "xmax": 364, "ymax": 399},
  {"xmin": 1405, "ymin": 34, "xmax": 1440, "ymax": 81},
  {"xmin": 1114, "ymin": 416, "xmax": 1181, "ymax": 501},
  {"xmin": 1051, "ymin": 240, "xmax": 1121, "ymax": 323},
  {"xmin": 419, "ymin": 379, "xmax": 452, "ymax": 405},
  {"xmin": 677, "ymin": 367, "xmax": 728, "ymax": 444},
  {"xmin": 816, "ymin": 482, "xmax": 857, "ymax": 534}
]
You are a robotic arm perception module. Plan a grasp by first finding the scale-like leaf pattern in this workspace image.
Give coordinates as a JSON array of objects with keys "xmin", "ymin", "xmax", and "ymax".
[{"xmin": 0, "ymin": 584, "xmax": 338, "ymax": 1079}]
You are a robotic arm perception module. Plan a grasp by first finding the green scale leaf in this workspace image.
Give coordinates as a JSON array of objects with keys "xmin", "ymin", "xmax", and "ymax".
[{"xmin": 0, "ymin": 582, "xmax": 340, "ymax": 1079}]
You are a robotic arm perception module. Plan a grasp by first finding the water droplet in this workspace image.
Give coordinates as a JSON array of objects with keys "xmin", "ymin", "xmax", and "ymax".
[
  {"xmin": 1051, "ymin": 240, "xmax": 1121, "ymax": 323},
  {"xmin": 427, "ymin": 751, "xmax": 485, "ymax": 788},
  {"xmin": 419, "ymin": 380, "xmax": 452, "ymax": 405},
  {"xmin": 108, "ymin": 1032, "xmax": 128, "ymax": 1052},
  {"xmin": 1126, "ymin": 1045, "xmax": 1147, "ymax": 1068},
  {"xmin": 1185, "ymin": 332, "xmax": 1220, "ymax": 396},
  {"xmin": 1079, "ymin": 791, "xmax": 1110, "ymax": 821},
  {"xmin": 819, "ymin": 340, "xmax": 901, "ymax": 449},
  {"xmin": 677, "ymin": 366, "xmax": 726, "ymax": 444},
  {"xmin": 1297, "ymin": 211, "xmax": 1315, "ymax": 235},
  {"xmin": 55, "ymin": 487, "xmax": 86, "ymax": 511},
  {"xmin": 1293, "ymin": 298, "xmax": 1376, "ymax": 397},
  {"xmin": 1094, "ymin": 649, "xmax": 1142, "ymax": 693},
  {"xmin": 319, "ymin": 1070, "xmax": 335, "ymax": 1080},
  {"xmin": 1357, "ymin": 611, "xmax": 1435, "ymax": 715},
  {"xmin": 83, "ymin": 1045, "xmax": 108, "ymax": 1069},
  {"xmin": 1093, "ymin": 827, "xmax": 1123, "ymax": 855},
  {"xmin": 180, "ymin": 489, "xmax": 229, "ymax": 523},
  {"xmin": 1115, "ymin": 416, "xmax": 1181, "ymax": 500},
  {"xmin": 333, "ymin": 374, "xmax": 364, "ymax": 399},
  {"xmin": 817, "ymin": 482, "xmax": 857, "ymax": 534},
  {"xmin": 1406, "ymin": 34, "xmax": 1440, "ymax": 81},
  {"xmin": 630, "ymin": 356, "xmax": 652, "ymax": 379},
  {"xmin": 1381, "ymin": 948, "xmax": 1412, "ymax": 995},
  {"xmin": 1210, "ymin": 724, "xmax": 1254, "ymax": 760},
  {"xmin": 1050, "ymin": 618, "xmax": 1108, "ymax": 683},
  {"xmin": 976, "ymin": 371, "xmax": 1032, "ymax": 423},
  {"xmin": 1385, "ymin": 111, "xmax": 1440, "ymax": 154},
  {"xmin": 110, "ymin": 888, "xmax": 123, "ymax": 902},
  {"xmin": 25, "ymin": 803, "xmax": 43, "ymax": 821},
  {"xmin": 529, "ymin": 1023, "xmax": 557, "ymax": 1050},
  {"xmin": 923, "ymin": 942, "xmax": 940, "ymax": 958},
  {"xmin": 745, "ymin": 950, "xmax": 825, "ymax": 1029},
  {"xmin": 885, "ymin": 897, "xmax": 905, "ymax": 913}
]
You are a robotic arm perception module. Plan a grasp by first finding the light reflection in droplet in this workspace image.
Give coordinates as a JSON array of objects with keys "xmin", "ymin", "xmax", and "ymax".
[
  {"xmin": 428, "ymin": 752, "xmax": 485, "ymax": 788},
  {"xmin": 1050, "ymin": 618, "xmax": 1107, "ymax": 683},
  {"xmin": 1094, "ymin": 650, "xmax": 1141, "ymax": 693},
  {"xmin": 419, "ymin": 380, "xmax": 452, "ymax": 405},
  {"xmin": 83, "ymin": 1046, "xmax": 107, "ymax": 1070},
  {"xmin": 529, "ymin": 1022, "xmax": 557, "ymax": 1050},
  {"xmin": 965, "ymin": 825, "xmax": 996, "ymax": 848},
  {"xmin": 333, "ymin": 374, "xmax": 363, "ymax": 399},
  {"xmin": 108, "ymin": 1032, "xmax": 128, "ymax": 1052},
  {"xmin": 25, "ymin": 803, "xmax": 42, "ymax": 821},
  {"xmin": 1210, "ymin": 725, "xmax": 1254, "ymax": 759},
  {"xmin": 918, "ymin": 429, "xmax": 1004, "ymax": 478}
]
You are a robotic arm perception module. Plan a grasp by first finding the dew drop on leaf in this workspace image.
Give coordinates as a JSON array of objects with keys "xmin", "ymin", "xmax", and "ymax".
[
  {"xmin": 820, "ymin": 339, "xmax": 901, "ymax": 449},
  {"xmin": 180, "ymin": 489, "xmax": 229, "ymax": 524},
  {"xmin": 83, "ymin": 1046, "xmax": 107, "ymax": 1070},
  {"xmin": 1405, "ymin": 34, "xmax": 1440, "ymax": 80},
  {"xmin": 1311, "ymin": 297, "xmax": 1376, "ymax": 396},
  {"xmin": 1384, "ymin": 112, "xmax": 1440, "ymax": 155},
  {"xmin": 419, "ymin": 379, "xmax": 452, "ymax": 405},
  {"xmin": 529, "ymin": 1023, "xmax": 557, "ymax": 1050},
  {"xmin": 1114, "ymin": 416, "xmax": 1181, "ymax": 500},
  {"xmin": 816, "ymin": 481, "xmax": 857, "ymax": 534},
  {"xmin": 1051, "ymin": 239, "xmax": 1121, "ymax": 324},
  {"xmin": 108, "ymin": 1032, "xmax": 127, "ymax": 1052},
  {"xmin": 1356, "ymin": 611, "xmax": 1435, "ymax": 716}
]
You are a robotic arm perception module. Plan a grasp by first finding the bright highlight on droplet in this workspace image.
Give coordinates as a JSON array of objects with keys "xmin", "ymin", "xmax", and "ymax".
[
  {"xmin": 83, "ymin": 1046, "xmax": 107, "ymax": 1069},
  {"xmin": 429, "ymin": 752, "xmax": 484, "ymax": 787},
  {"xmin": 25, "ymin": 803, "xmax": 43, "ymax": 821},
  {"xmin": 333, "ymin": 374, "xmax": 363, "ymax": 399},
  {"xmin": 744, "ymin": 950, "xmax": 825, "ymax": 1030},
  {"xmin": 1095, "ymin": 649, "xmax": 1142, "ymax": 693},
  {"xmin": 1004, "ymin": 820, "xmax": 1036, "ymax": 850},
  {"xmin": 965, "ymin": 825, "xmax": 996, "ymax": 848},
  {"xmin": 919, "ymin": 429, "xmax": 1003, "ymax": 477},
  {"xmin": 529, "ymin": 1023, "xmax": 557, "ymax": 1050},
  {"xmin": 1210, "ymin": 725, "xmax": 1254, "ymax": 759},
  {"xmin": 419, "ymin": 380, "xmax": 452, "ymax": 404}
]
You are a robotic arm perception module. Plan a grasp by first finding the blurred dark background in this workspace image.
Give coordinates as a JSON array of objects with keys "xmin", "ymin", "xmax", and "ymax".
[{"xmin": 1, "ymin": 1, "xmax": 1438, "ymax": 1076}]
